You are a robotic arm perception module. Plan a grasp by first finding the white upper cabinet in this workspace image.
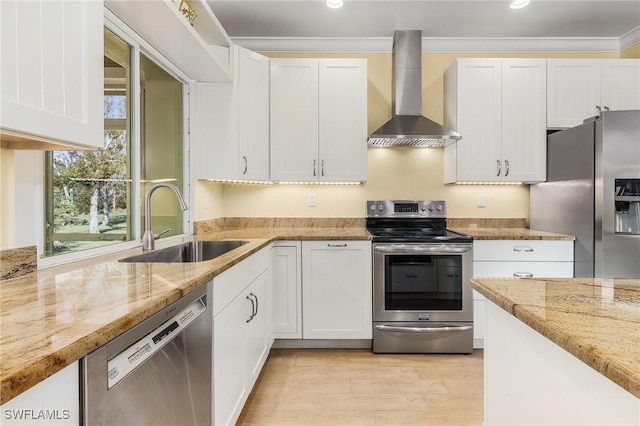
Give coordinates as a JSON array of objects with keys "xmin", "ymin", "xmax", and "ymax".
[
  {"xmin": 1, "ymin": 0, "xmax": 103, "ymax": 149},
  {"xmin": 197, "ymin": 46, "xmax": 270, "ymax": 181},
  {"xmin": 547, "ymin": 59, "xmax": 640, "ymax": 128},
  {"xmin": 270, "ymin": 58, "xmax": 368, "ymax": 183},
  {"xmin": 444, "ymin": 58, "xmax": 546, "ymax": 183}
]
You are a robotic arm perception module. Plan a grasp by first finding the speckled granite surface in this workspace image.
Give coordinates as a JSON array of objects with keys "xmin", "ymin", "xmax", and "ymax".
[
  {"xmin": 453, "ymin": 227, "xmax": 575, "ymax": 240},
  {"xmin": 471, "ymin": 277, "xmax": 640, "ymax": 398},
  {"xmin": 0, "ymin": 228, "xmax": 371, "ymax": 404},
  {"xmin": 1, "ymin": 246, "xmax": 37, "ymax": 280},
  {"xmin": 0, "ymin": 220, "xmax": 575, "ymax": 405}
]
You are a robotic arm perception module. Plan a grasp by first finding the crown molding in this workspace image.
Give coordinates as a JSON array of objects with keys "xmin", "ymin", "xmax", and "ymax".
[
  {"xmin": 233, "ymin": 35, "xmax": 635, "ymax": 54},
  {"xmin": 620, "ymin": 26, "xmax": 640, "ymax": 51}
]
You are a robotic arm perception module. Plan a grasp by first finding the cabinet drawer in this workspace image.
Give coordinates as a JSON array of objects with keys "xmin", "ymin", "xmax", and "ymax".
[
  {"xmin": 213, "ymin": 248, "xmax": 269, "ymax": 316},
  {"xmin": 474, "ymin": 240, "xmax": 573, "ymax": 262},
  {"xmin": 474, "ymin": 261, "xmax": 573, "ymax": 278}
]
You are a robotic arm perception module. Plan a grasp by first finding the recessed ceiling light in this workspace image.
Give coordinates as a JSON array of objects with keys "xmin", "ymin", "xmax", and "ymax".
[
  {"xmin": 326, "ymin": 0, "xmax": 343, "ymax": 9},
  {"xmin": 510, "ymin": 0, "xmax": 530, "ymax": 9}
]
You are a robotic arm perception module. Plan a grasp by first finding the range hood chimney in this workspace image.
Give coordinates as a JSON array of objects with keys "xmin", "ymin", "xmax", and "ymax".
[{"xmin": 368, "ymin": 30, "xmax": 461, "ymax": 147}]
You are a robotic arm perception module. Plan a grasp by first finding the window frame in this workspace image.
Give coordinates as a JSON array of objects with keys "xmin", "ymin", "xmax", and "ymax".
[{"xmin": 38, "ymin": 8, "xmax": 193, "ymax": 267}]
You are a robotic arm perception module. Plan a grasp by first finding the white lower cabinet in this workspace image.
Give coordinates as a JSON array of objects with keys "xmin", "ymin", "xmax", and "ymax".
[
  {"xmin": 0, "ymin": 362, "xmax": 79, "ymax": 425},
  {"xmin": 212, "ymin": 248, "xmax": 271, "ymax": 426},
  {"xmin": 270, "ymin": 242, "xmax": 302, "ymax": 339},
  {"xmin": 301, "ymin": 241, "xmax": 372, "ymax": 339},
  {"xmin": 472, "ymin": 239, "xmax": 574, "ymax": 348}
]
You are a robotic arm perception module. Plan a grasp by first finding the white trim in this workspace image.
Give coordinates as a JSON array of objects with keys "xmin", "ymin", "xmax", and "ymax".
[
  {"xmin": 620, "ymin": 26, "xmax": 640, "ymax": 52},
  {"xmin": 233, "ymin": 36, "xmax": 630, "ymax": 53},
  {"xmin": 40, "ymin": 9, "xmax": 194, "ymax": 268}
]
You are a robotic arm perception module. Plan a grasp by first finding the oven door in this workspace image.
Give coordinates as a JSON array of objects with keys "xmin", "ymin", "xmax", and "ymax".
[{"xmin": 373, "ymin": 243, "xmax": 473, "ymax": 323}]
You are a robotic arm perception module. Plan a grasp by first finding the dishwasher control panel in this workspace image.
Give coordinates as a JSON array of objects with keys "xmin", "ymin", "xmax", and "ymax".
[{"xmin": 107, "ymin": 296, "xmax": 206, "ymax": 388}]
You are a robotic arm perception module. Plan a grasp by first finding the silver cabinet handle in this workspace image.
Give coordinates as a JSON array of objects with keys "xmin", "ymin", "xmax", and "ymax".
[
  {"xmin": 513, "ymin": 272, "xmax": 534, "ymax": 278},
  {"xmin": 250, "ymin": 292, "xmax": 259, "ymax": 317},
  {"xmin": 246, "ymin": 295, "xmax": 255, "ymax": 323},
  {"xmin": 313, "ymin": 159, "xmax": 316, "ymax": 177},
  {"xmin": 603, "ymin": 106, "xmax": 610, "ymax": 112},
  {"xmin": 513, "ymin": 246, "xmax": 534, "ymax": 252},
  {"xmin": 242, "ymin": 156, "xmax": 248, "ymax": 175},
  {"xmin": 504, "ymin": 160, "xmax": 510, "ymax": 177},
  {"xmin": 496, "ymin": 160, "xmax": 501, "ymax": 176},
  {"xmin": 596, "ymin": 105, "xmax": 602, "ymax": 117},
  {"xmin": 321, "ymin": 159, "xmax": 325, "ymax": 177},
  {"xmin": 375, "ymin": 324, "xmax": 473, "ymax": 333},
  {"xmin": 327, "ymin": 243, "xmax": 347, "ymax": 248}
]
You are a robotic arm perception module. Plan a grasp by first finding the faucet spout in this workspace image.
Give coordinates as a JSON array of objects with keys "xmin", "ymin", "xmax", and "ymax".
[{"xmin": 142, "ymin": 183, "xmax": 189, "ymax": 251}]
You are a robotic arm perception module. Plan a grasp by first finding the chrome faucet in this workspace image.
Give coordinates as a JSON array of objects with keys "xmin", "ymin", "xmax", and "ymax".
[{"xmin": 142, "ymin": 183, "xmax": 188, "ymax": 251}]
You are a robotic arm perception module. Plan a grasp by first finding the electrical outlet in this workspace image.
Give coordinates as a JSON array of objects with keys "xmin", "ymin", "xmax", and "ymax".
[
  {"xmin": 477, "ymin": 194, "xmax": 486, "ymax": 208},
  {"xmin": 203, "ymin": 195, "xmax": 209, "ymax": 210},
  {"xmin": 308, "ymin": 193, "xmax": 317, "ymax": 207}
]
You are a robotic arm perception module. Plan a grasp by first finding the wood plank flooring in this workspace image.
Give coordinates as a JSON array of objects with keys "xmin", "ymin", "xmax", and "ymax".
[{"xmin": 237, "ymin": 348, "xmax": 484, "ymax": 425}]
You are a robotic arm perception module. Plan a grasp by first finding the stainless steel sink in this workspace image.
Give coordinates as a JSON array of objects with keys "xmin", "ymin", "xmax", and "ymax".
[{"xmin": 119, "ymin": 240, "xmax": 249, "ymax": 263}]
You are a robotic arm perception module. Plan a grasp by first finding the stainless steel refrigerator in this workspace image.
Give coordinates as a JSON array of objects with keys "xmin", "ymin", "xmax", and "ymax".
[{"xmin": 530, "ymin": 110, "xmax": 640, "ymax": 278}]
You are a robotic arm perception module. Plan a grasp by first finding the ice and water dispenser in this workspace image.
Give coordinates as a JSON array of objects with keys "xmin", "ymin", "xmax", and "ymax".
[{"xmin": 615, "ymin": 179, "xmax": 640, "ymax": 235}]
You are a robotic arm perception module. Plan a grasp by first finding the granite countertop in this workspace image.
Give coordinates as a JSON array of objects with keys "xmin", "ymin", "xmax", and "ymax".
[
  {"xmin": 471, "ymin": 277, "xmax": 640, "ymax": 399},
  {"xmin": 0, "ymin": 221, "xmax": 572, "ymax": 404},
  {"xmin": 451, "ymin": 227, "xmax": 575, "ymax": 240},
  {"xmin": 0, "ymin": 227, "xmax": 371, "ymax": 404}
]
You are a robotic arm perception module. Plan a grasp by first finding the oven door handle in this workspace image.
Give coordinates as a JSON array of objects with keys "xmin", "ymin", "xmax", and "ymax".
[
  {"xmin": 374, "ymin": 324, "xmax": 473, "ymax": 333},
  {"xmin": 374, "ymin": 245, "xmax": 472, "ymax": 254}
]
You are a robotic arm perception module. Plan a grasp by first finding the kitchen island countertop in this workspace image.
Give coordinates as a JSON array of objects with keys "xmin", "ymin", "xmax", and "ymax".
[{"xmin": 471, "ymin": 277, "xmax": 640, "ymax": 399}]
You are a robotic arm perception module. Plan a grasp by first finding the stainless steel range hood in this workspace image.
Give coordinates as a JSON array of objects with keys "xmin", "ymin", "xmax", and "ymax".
[{"xmin": 368, "ymin": 30, "xmax": 461, "ymax": 148}]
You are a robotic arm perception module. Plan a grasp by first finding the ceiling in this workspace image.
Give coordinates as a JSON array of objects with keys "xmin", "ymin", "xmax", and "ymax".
[{"xmin": 206, "ymin": 0, "xmax": 640, "ymax": 52}]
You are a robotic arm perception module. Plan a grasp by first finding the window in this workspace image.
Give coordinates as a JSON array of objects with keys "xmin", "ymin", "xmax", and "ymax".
[{"xmin": 43, "ymin": 24, "xmax": 188, "ymax": 259}]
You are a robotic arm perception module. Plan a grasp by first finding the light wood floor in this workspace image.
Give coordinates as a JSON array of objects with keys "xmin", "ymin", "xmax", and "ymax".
[{"xmin": 237, "ymin": 348, "xmax": 484, "ymax": 425}]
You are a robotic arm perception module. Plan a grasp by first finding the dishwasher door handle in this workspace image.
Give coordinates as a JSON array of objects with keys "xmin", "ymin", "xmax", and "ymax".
[{"xmin": 375, "ymin": 324, "xmax": 473, "ymax": 333}]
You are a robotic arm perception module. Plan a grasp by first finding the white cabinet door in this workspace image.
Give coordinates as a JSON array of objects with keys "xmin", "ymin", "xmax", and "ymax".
[
  {"xmin": 547, "ymin": 59, "xmax": 601, "ymax": 129},
  {"xmin": 270, "ymin": 58, "xmax": 368, "ymax": 183},
  {"xmin": 600, "ymin": 59, "xmax": 640, "ymax": 112},
  {"xmin": 238, "ymin": 48, "xmax": 270, "ymax": 181},
  {"xmin": 318, "ymin": 59, "xmax": 368, "ymax": 182},
  {"xmin": 1, "ymin": 0, "xmax": 103, "ymax": 149},
  {"xmin": 270, "ymin": 59, "xmax": 319, "ymax": 182},
  {"xmin": 445, "ymin": 58, "xmax": 502, "ymax": 182},
  {"xmin": 197, "ymin": 46, "xmax": 269, "ymax": 181},
  {"xmin": 213, "ymin": 291, "xmax": 249, "ymax": 426},
  {"xmin": 271, "ymin": 243, "xmax": 302, "ymax": 339},
  {"xmin": 302, "ymin": 241, "xmax": 372, "ymax": 339},
  {"xmin": 245, "ymin": 270, "xmax": 271, "ymax": 385},
  {"xmin": 501, "ymin": 59, "xmax": 547, "ymax": 183},
  {"xmin": 444, "ymin": 58, "xmax": 546, "ymax": 183},
  {"xmin": 212, "ymin": 248, "xmax": 271, "ymax": 426},
  {"xmin": 0, "ymin": 362, "xmax": 79, "ymax": 426},
  {"xmin": 547, "ymin": 59, "xmax": 640, "ymax": 129}
]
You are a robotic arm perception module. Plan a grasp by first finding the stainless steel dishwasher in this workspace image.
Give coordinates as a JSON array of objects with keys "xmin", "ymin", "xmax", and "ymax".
[{"xmin": 82, "ymin": 284, "xmax": 211, "ymax": 425}]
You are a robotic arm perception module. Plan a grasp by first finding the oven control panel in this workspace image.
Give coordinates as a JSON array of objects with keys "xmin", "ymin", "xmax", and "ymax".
[{"xmin": 366, "ymin": 200, "xmax": 446, "ymax": 218}]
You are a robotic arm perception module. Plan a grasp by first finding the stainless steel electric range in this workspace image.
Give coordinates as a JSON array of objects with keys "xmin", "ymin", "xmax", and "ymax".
[{"xmin": 366, "ymin": 200, "xmax": 473, "ymax": 354}]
